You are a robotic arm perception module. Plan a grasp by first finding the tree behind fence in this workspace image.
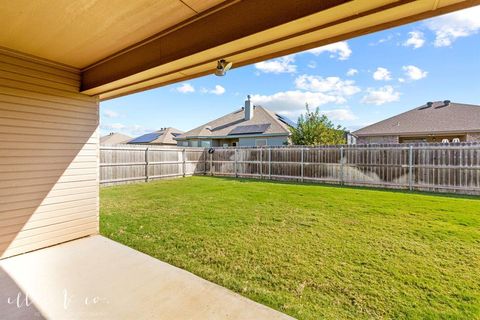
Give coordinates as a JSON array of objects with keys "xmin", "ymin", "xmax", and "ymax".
[{"xmin": 100, "ymin": 143, "xmax": 480, "ymax": 195}]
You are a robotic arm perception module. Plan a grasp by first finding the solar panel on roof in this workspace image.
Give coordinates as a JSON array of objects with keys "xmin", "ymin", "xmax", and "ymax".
[
  {"xmin": 276, "ymin": 114, "xmax": 297, "ymax": 128},
  {"xmin": 229, "ymin": 124, "xmax": 271, "ymax": 135},
  {"xmin": 128, "ymin": 132, "xmax": 162, "ymax": 143}
]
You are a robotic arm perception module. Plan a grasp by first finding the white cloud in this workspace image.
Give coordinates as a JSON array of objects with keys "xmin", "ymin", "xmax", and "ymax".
[
  {"xmin": 210, "ymin": 85, "xmax": 225, "ymax": 95},
  {"xmin": 373, "ymin": 67, "xmax": 392, "ymax": 81},
  {"xmin": 251, "ymin": 74, "xmax": 360, "ymax": 115},
  {"xmin": 200, "ymin": 85, "xmax": 226, "ymax": 95},
  {"xmin": 101, "ymin": 123, "xmax": 152, "ymax": 137},
  {"xmin": 425, "ymin": 6, "xmax": 480, "ymax": 47},
  {"xmin": 346, "ymin": 68, "xmax": 358, "ymax": 76},
  {"xmin": 369, "ymin": 34, "xmax": 394, "ymax": 46},
  {"xmin": 176, "ymin": 83, "xmax": 195, "ymax": 93},
  {"xmin": 306, "ymin": 41, "xmax": 352, "ymax": 60},
  {"xmin": 361, "ymin": 85, "xmax": 400, "ymax": 105},
  {"xmin": 294, "ymin": 74, "xmax": 360, "ymax": 96},
  {"xmin": 402, "ymin": 65, "xmax": 427, "ymax": 80},
  {"xmin": 403, "ymin": 31, "xmax": 425, "ymax": 49},
  {"xmin": 254, "ymin": 41, "xmax": 352, "ymax": 75},
  {"xmin": 322, "ymin": 108, "xmax": 357, "ymax": 121},
  {"xmin": 103, "ymin": 109, "xmax": 119, "ymax": 118},
  {"xmin": 253, "ymin": 95, "xmax": 357, "ymax": 121},
  {"xmin": 102, "ymin": 123, "xmax": 125, "ymax": 130},
  {"xmin": 254, "ymin": 55, "xmax": 297, "ymax": 73},
  {"xmin": 251, "ymin": 91, "xmax": 345, "ymax": 114}
]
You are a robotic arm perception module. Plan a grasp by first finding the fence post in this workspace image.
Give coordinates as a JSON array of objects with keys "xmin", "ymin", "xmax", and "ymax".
[
  {"xmin": 145, "ymin": 147, "xmax": 149, "ymax": 182},
  {"xmin": 268, "ymin": 148, "xmax": 272, "ymax": 180},
  {"xmin": 260, "ymin": 148, "xmax": 263, "ymax": 179},
  {"xmin": 204, "ymin": 149, "xmax": 207, "ymax": 175},
  {"xmin": 340, "ymin": 146, "xmax": 344, "ymax": 185},
  {"xmin": 301, "ymin": 147, "xmax": 304, "ymax": 182},
  {"xmin": 210, "ymin": 152, "xmax": 213, "ymax": 176},
  {"xmin": 182, "ymin": 148, "xmax": 186, "ymax": 177},
  {"xmin": 459, "ymin": 146, "xmax": 463, "ymax": 188},
  {"xmin": 408, "ymin": 145, "xmax": 413, "ymax": 191},
  {"xmin": 101, "ymin": 144, "xmax": 478, "ymax": 192},
  {"xmin": 234, "ymin": 148, "xmax": 238, "ymax": 178}
]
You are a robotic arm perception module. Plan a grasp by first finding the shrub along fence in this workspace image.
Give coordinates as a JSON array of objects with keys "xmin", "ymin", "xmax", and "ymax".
[{"xmin": 100, "ymin": 143, "xmax": 480, "ymax": 195}]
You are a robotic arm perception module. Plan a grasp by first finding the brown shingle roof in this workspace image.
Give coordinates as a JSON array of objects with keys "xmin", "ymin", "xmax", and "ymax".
[
  {"xmin": 176, "ymin": 106, "xmax": 291, "ymax": 139},
  {"xmin": 150, "ymin": 127, "xmax": 184, "ymax": 145},
  {"xmin": 100, "ymin": 132, "xmax": 132, "ymax": 144},
  {"xmin": 129, "ymin": 127, "xmax": 184, "ymax": 145},
  {"xmin": 354, "ymin": 101, "xmax": 480, "ymax": 136}
]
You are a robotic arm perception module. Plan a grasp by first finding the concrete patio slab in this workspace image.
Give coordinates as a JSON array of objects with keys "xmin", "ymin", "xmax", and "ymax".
[{"xmin": 0, "ymin": 236, "xmax": 293, "ymax": 320}]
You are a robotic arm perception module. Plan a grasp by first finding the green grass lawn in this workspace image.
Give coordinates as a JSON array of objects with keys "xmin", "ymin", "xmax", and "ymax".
[{"xmin": 100, "ymin": 176, "xmax": 480, "ymax": 320}]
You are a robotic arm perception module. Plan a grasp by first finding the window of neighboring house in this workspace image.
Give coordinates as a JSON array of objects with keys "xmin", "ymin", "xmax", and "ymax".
[
  {"xmin": 181, "ymin": 141, "xmax": 188, "ymax": 147},
  {"xmin": 255, "ymin": 139, "xmax": 267, "ymax": 147},
  {"xmin": 200, "ymin": 140, "xmax": 211, "ymax": 148},
  {"xmin": 190, "ymin": 141, "xmax": 199, "ymax": 147}
]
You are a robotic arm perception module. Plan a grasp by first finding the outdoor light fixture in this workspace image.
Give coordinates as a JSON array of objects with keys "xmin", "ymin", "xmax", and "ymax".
[{"xmin": 214, "ymin": 59, "xmax": 233, "ymax": 76}]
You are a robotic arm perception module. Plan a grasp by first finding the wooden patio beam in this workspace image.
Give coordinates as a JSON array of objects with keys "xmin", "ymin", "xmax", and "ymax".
[
  {"xmin": 80, "ymin": 0, "xmax": 350, "ymax": 94},
  {"xmin": 81, "ymin": 0, "xmax": 480, "ymax": 99}
]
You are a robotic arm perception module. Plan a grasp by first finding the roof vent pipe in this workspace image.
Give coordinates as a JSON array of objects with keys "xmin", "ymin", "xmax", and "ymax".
[
  {"xmin": 427, "ymin": 101, "xmax": 433, "ymax": 107},
  {"xmin": 245, "ymin": 95, "xmax": 254, "ymax": 120},
  {"xmin": 444, "ymin": 100, "xmax": 451, "ymax": 106}
]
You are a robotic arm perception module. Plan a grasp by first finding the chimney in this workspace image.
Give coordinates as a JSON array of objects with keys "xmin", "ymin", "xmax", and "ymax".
[
  {"xmin": 444, "ymin": 100, "xmax": 451, "ymax": 106},
  {"xmin": 244, "ymin": 95, "xmax": 254, "ymax": 120}
]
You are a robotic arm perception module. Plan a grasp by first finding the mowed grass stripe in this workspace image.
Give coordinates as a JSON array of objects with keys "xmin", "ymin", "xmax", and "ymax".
[{"xmin": 100, "ymin": 176, "xmax": 480, "ymax": 320}]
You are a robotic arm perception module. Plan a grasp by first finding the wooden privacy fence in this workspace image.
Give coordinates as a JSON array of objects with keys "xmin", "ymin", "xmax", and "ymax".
[
  {"xmin": 101, "ymin": 143, "xmax": 480, "ymax": 195},
  {"xmin": 100, "ymin": 145, "xmax": 206, "ymax": 186}
]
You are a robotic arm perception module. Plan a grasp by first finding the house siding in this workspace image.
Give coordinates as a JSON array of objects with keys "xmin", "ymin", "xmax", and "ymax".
[
  {"xmin": 356, "ymin": 135, "xmax": 399, "ymax": 144},
  {"xmin": 238, "ymin": 136, "xmax": 289, "ymax": 147},
  {"xmin": 0, "ymin": 50, "xmax": 99, "ymax": 259},
  {"xmin": 178, "ymin": 136, "xmax": 289, "ymax": 147},
  {"xmin": 177, "ymin": 139, "xmax": 213, "ymax": 147},
  {"xmin": 357, "ymin": 133, "xmax": 480, "ymax": 144}
]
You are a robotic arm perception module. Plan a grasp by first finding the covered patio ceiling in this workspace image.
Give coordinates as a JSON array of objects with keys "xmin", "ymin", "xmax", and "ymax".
[{"xmin": 1, "ymin": 0, "xmax": 478, "ymax": 100}]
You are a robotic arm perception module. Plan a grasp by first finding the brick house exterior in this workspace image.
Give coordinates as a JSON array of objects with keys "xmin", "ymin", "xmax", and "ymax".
[
  {"xmin": 467, "ymin": 133, "xmax": 480, "ymax": 142},
  {"xmin": 354, "ymin": 101, "xmax": 480, "ymax": 144},
  {"xmin": 356, "ymin": 135, "xmax": 399, "ymax": 144}
]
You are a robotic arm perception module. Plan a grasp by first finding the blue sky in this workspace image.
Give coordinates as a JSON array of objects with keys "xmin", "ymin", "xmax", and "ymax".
[{"xmin": 100, "ymin": 6, "xmax": 480, "ymax": 137}]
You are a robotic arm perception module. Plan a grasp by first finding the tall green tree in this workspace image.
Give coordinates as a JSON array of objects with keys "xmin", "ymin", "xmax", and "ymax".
[{"xmin": 290, "ymin": 104, "xmax": 346, "ymax": 145}]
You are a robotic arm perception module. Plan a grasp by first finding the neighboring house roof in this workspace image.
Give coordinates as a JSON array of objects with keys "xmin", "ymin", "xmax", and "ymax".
[
  {"xmin": 100, "ymin": 132, "xmax": 132, "ymax": 144},
  {"xmin": 129, "ymin": 127, "xmax": 184, "ymax": 145},
  {"xmin": 354, "ymin": 101, "xmax": 480, "ymax": 136},
  {"xmin": 176, "ymin": 106, "xmax": 294, "ymax": 140}
]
